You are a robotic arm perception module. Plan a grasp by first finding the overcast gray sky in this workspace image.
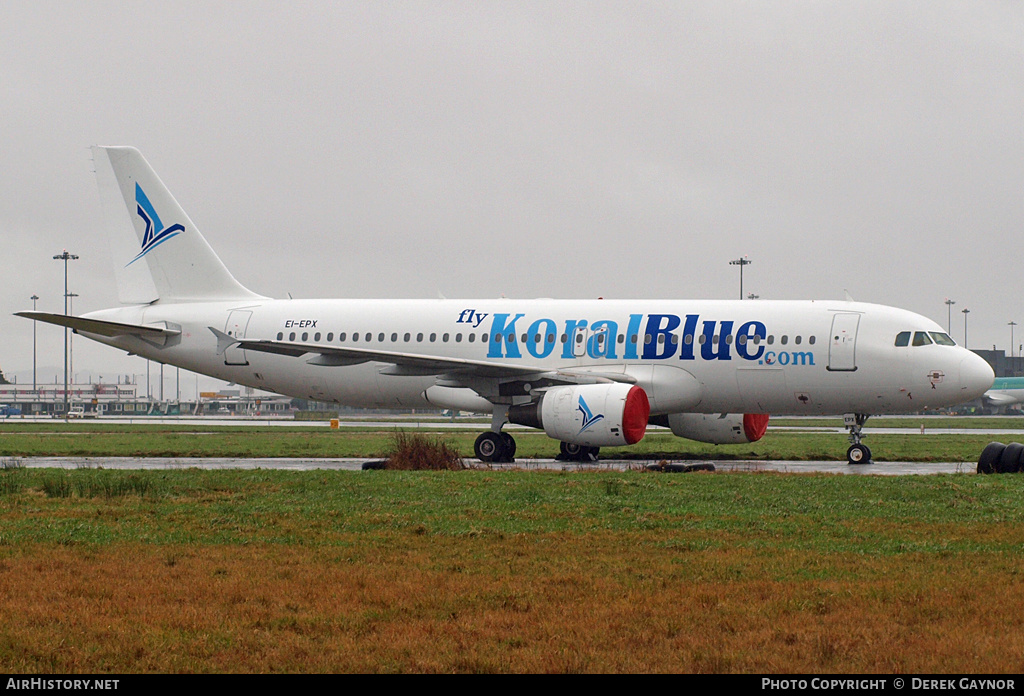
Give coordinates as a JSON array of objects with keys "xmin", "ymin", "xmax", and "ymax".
[{"xmin": 2, "ymin": 1, "xmax": 1022, "ymax": 395}]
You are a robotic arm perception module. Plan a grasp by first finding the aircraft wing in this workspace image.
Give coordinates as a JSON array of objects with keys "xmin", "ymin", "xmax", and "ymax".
[
  {"xmin": 208, "ymin": 327, "xmax": 636, "ymax": 385},
  {"xmin": 16, "ymin": 311, "xmax": 180, "ymax": 340}
]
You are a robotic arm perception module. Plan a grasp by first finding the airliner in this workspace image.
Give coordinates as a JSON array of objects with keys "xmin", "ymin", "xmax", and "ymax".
[
  {"xmin": 981, "ymin": 377, "xmax": 1024, "ymax": 413},
  {"xmin": 17, "ymin": 147, "xmax": 994, "ymax": 465}
]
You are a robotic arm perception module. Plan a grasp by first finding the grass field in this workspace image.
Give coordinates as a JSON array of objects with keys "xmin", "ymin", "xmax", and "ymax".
[
  {"xmin": 0, "ymin": 417, "xmax": 1023, "ymax": 461},
  {"xmin": 2, "ymin": 459, "xmax": 1024, "ymax": 673},
  {"xmin": 2, "ymin": 419, "xmax": 1024, "ymax": 673}
]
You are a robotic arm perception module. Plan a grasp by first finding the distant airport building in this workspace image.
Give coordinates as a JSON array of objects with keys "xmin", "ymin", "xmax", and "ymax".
[
  {"xmin": 0, "ymin": 381, "xmax": 294, "ymax": 417},
  {"xmin": 973, "ymin": 350, "xmax": 1024, "ymax": 379}
]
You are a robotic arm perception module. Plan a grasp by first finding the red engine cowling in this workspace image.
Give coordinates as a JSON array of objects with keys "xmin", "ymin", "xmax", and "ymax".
[
  {"xmin": 657, "ymin": 413, "xmax": 769, "ymax": 444},
  {"xmin": 508, "ymin": 384, "xmax": 650, "ymax": 447}
]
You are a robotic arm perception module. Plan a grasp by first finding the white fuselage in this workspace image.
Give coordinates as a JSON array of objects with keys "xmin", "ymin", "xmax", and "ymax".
[{"xmin": 80, "ymin": 297, "xmax": 994, "ymax": 416}]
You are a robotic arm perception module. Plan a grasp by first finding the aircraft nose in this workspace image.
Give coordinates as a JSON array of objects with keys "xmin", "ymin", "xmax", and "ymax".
[{"xmin": 960, "ymin": 351, "xmax": 995, "ymax": 400}]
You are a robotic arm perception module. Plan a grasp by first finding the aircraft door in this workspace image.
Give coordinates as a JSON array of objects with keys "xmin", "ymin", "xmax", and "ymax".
[
  {"xmin": 224, "ymin": 310, "xmax": 252, "ymax": 366},
  {"xmin": 572, "ymin": 327, "xmax": 589, "ymax": 357},
  {"xmin": 588, "ymin": 326, "xmax": 610, "ymax": 358},
  {"xmin": 828, "ymin": 313, "xmax": 860, "ymax": 372}
]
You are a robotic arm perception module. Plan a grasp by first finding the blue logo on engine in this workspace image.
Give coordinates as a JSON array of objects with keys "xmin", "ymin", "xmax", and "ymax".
[
  {"xmin": 578, "ymin": 396, "xmax": 604, "ymax": 433},
  {"xmin": 126, "ymin": 184, "xmax": 184, "ymax": 266}
]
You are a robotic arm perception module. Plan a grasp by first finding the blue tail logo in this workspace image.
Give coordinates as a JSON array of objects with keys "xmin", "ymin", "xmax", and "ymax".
[
  {"xmin": 127, "ymin": 184, "xmax": 184, "ymax": 266},
  {"xmin": 577, "ymin": 396, "xmax": 604, "ymax": 433}
]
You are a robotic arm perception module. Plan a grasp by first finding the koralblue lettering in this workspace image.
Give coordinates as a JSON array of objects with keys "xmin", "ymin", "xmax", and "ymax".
[
  {"xmin": 623, "ymin": 314, "xmax": 643, "ymax": 360},
  {"xmin": 701, "ymin": 320, "xmax": 733, "ymax": 360},
  {"xmin": 588, "ymin": 320, "xmax": 618, "ymax": 359},
  {"xmin": 678, "ymin": 314, "xmax": 699, "ymax": 361},
  {"xmin": 736, "ymin": 320, "xmax": 767, "ymax": 361},
  {"xmin": 471, "ymin": 312, "xmax": 813, "ymax": 366},
  {"xmin": 526, "ymin": 318, "xmax": 557, "ymax": 359},
  {"xmin": 561, "ymin": 319, "xmax": 588, "ymax": 359},
  {"xmin": 488, "ymin": 313, "xmax": 526, "ymax": 358},
  {"xmin": 642, "ymin": 314, "xmax": 681, "ymax": 360}
]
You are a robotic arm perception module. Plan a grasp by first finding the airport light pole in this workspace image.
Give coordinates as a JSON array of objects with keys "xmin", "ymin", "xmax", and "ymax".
[
  {"xmin": 53, "ymin": 250, "xmax": 78, "ymax": 419},
  {"xmin": 1010, "ymin": 321, "xmax": 1018, "ymax": 374},
  {"xmin": 730, "ymin": 256, "xmax": 751, "ymax": 300},
  {"xmin": 66, "ymin": 292, "xmax": 78, "ymax": 383},
  {"xmin": 30, "ymin": 294, "xmax": 38, "ymax": 395},
  {"xmin": 961, "ymin": 308, "xmax": 969, "ymax": 350},
  {"xmin": 945, "ymin": 299, "xmax": 955, "ymax": 334}
]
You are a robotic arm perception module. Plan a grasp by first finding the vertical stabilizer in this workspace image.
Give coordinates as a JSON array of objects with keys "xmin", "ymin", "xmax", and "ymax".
[{"xmin": 92, "ymin": 146, "xmax": 264, "ymax": 303}]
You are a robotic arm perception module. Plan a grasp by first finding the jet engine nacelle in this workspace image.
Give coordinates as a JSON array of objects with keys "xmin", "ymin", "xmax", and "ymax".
[
  {"xmin": 653, "ymin": 412, "xmax": 769, "ymax": 444},
  {"xmin": 508, "ymin": 383, "xmax": 650, "ymax": 447}
]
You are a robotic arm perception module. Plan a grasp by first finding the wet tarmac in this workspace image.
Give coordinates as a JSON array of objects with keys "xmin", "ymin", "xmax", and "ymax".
[
  {"xmin": 3, "ymin": 415, "xmax": 999, "ymax": 474},
  {"xmin": 8, "ymin": 456, "xmax": 978, "ymax": 475}
]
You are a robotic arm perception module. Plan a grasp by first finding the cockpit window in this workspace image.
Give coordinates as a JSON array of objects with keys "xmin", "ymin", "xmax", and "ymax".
[
  {"xmin": 912, "ymin": 331, "xmax": 933, "ymax": 346},
  {"xmin": 895, "ymin": 331, "xmax": 911, "ymax": 347},
  {"xmin": 929, "ymin": 332, "xmax": 956, "ymax": 346}
]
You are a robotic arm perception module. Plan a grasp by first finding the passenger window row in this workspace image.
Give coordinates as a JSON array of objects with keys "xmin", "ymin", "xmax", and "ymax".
[{"xmin": 273, "ymin": 330, "xmax": 818, "ymax": 348}]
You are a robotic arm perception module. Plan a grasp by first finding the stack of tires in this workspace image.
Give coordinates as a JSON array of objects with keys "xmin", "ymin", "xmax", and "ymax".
[{"xmin": 978, "ymin": 442, "xmax": 1024, "ymax": 474}]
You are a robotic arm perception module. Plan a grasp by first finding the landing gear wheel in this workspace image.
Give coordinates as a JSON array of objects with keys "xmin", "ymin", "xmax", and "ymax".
[
  {"xmin": 474, "ymin": 432, "xmax": 515, "ymax": 463},
  {"xmin": 844, "ymin": 414, "xmax": 873, "ymax": 465},
  {"xmin": 501, "ymin": 433, "xmax": 517, "ymax": 460},
  {"xmin": 559, "ymin": 442, "xmax": 600, "ymax": 462},
  {"xmin": 475, "ymin": 432, "xmax": 503, "ymax": 463},
  {"xmin": 560, "ymin": 441, "xmax": 582, "ymax": 460},
  {"xmin": 846, "ymin": 443, "xmax": 872, "ymax": 465}
]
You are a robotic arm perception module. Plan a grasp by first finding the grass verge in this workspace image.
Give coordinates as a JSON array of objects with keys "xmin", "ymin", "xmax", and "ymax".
[{"xmin": 1, "ymin": 469, "xmax": 1024, "ymax": 672}]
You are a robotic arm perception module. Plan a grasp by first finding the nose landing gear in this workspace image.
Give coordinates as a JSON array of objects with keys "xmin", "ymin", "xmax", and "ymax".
[{"xmin": 844, "ymin": 413, "xmax": 873, "ymax": 465}]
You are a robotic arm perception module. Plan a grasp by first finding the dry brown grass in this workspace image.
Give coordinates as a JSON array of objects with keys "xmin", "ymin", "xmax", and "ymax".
[
  {"xmin": 3, "ymin": 536, "xmax": 1024, "ymax": 673},
  {"xmin": 383, "ymin": 431, "xmax": 464, "ymax": 471}
]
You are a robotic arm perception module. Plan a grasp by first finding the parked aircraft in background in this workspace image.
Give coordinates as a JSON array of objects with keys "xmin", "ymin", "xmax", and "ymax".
[
  {"xmin": 981, "ymin": 377, "xmax": 1024, "ymax": 413},
  {"xmin": 17, "ymin": 148, "xmax": 994, "ymax": 464}
]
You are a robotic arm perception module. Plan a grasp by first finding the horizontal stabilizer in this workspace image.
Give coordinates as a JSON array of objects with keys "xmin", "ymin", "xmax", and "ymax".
[{"xmin": 16, "ymin": 311, "xmax": 180, "ymax": 339}]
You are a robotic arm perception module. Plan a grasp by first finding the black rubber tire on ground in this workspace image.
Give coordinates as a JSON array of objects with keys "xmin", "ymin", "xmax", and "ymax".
[
  {"xmin": 500, "ymin": 432, "xmax": 517, "ymax": 461},
  {"xmin": 995, "ymin": 442, "xmax": 1023, "ymax": 474},
  {"xmin": 474, "ymin": 432, "xmax": 504, "ymax": 463},
  {"xmin": 846, "ymin": 443, "xmax": 872, "ymax": 465},
  {"xmin": 977, "ymin": 442, "xmax": 1005, "ymax": 474},
  {"xmin": 560, "ymin": 441, "xmax": 582, "ymax": 460},
  {"xmin": 558, "ymin": 442, "xmax": 600, "ymax": 462}
]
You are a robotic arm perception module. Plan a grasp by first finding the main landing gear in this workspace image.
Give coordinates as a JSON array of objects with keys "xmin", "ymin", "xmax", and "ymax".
[
  {"xmin": 471, "ymin": 410, "xmax": 601, "ymax": 464},
  {"xmin": 844, "ymin": 413, "xmax": 873, "ymax": 465},
  {"xmin": 474, "ymin": 408, "xmax": 517, "ymax": 463},
  {"xmin": 557, "ymin": 442, "xmax": 600, "ymax": 462},
  {"xmin": 474, "ymin": 431, "xmax": 516, "ymax": 463}
]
